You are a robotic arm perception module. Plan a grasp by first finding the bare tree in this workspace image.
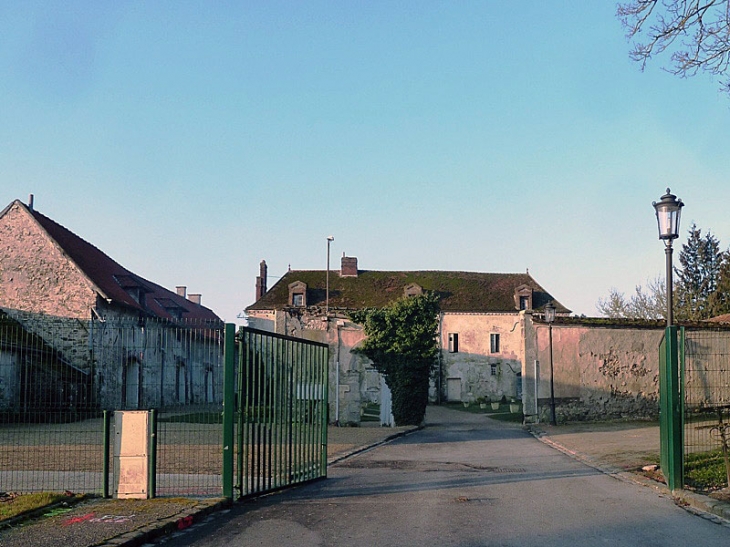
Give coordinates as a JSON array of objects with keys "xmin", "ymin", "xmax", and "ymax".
[
  {"xmin": 596, "ymin": 277, "xmax": 666, "ymax": 320},
  {"xmin": 618, "ymin": 0, "xmax": 730, "ymax": 92}
]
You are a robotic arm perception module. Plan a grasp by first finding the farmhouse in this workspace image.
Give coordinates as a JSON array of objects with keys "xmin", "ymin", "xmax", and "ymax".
[
  {"xmin": 246, "ymin": 255, "xmax": 570, "ymax": 424},
  {"xmin": 0, "ymin": 197, "xmax": 223, "ymax": 413}
]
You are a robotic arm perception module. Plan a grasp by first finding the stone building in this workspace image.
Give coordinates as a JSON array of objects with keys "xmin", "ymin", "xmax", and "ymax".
[
  {"xmin": 245, "ymin": 255, "xmax": 569, "ymax": 424},
  {"xmin": 0, "ymin": 197, "xmax": 223, "ymax": 412}
]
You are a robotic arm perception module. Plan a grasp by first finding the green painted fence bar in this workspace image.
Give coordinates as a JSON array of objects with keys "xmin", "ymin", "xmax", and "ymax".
[
  {"xmin": 659, "ymin": 326, "xmax": 683, "ymax": 490},
  {"xmin": 222, "ymin": 323, "xmax": 236, "ymax": 500},
  {"xmin": 148, "ymin": 408, "xmax": 158, "ymax": 498}
]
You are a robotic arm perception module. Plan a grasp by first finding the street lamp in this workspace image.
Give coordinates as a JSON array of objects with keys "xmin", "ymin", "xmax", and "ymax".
[
  {"xmin": 326, "ymin": 236, "xmax": 334, "ymax": 316},
  {"xmin": 544, "ymin": 301, "xmax": 557, "ymax": 426},
  {"xmin": 653, "ymin": 188, "xmax": 684, "ymax": 326},
  {"xmin": 653, "ymin": 188, "xmax": 684, "ymax": 491}
]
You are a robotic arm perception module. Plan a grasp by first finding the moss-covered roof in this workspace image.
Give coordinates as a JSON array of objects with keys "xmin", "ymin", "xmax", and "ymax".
[{"xmin": 246, "ymin": 269, "xmax": 570, "ymax": 314}]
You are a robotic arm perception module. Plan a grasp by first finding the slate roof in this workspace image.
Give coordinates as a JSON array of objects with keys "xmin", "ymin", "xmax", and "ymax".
[
  {"xmin": 247, "ymin": 268, "xmax": 570, "ymax": 314},
  {"xmin": 2, "ymin": 200, "xmax": 220, "ymax": 322}
]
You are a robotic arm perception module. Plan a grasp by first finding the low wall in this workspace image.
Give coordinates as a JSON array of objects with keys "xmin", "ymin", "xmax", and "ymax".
[{"xmin": 527, "ymin": 322, "xmax": 664, "ymax": 422}]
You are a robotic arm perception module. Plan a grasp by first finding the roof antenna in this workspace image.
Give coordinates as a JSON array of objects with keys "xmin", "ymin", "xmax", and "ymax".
[{"xmin": 28, "ymin": 194, "xmax": 34, "ymax": 211}]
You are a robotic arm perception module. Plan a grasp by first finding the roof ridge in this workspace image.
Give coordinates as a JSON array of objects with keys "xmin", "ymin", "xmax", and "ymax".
[{"xmin": 7, "ymin": 200, "xmax": 220, "ymax": 321}]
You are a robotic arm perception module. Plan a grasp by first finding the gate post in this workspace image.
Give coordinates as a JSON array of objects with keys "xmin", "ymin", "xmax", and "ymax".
[
  {"xmin": 659, "ymin": 326, "xmax": 683, "ymax": 490},
  {"xmin": 222, "ymin": 323, "xmax": 236, "ymax": 500}
]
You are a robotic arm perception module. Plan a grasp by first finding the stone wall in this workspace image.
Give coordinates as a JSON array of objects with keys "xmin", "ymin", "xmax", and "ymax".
[
  {"xmin": 525, "ymin": 321, "xmax": 664, "ymax": 422},
  {"xmin": 0, "ymin": 202, "xmax": 97, "ymax": 318},
  {"xmin": 0, "ymin": 349, "xmax": 17, "ymax": 411},
  {"xmin": 439, "ymin": 312, "xmax": 525, "ymax": 404}
]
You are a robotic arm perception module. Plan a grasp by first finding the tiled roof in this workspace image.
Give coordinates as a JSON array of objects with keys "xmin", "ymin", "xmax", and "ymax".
[
  {"xmin": 247, "ymin": 269, "xmax": 570, "ymax": 314},
  {"xmin": 707, "ymin": 314, "xmax": 730, "ymax": 324},
  {"xmin": 7, "ymin": 200, "xmax": 220, "ymax": 322}
]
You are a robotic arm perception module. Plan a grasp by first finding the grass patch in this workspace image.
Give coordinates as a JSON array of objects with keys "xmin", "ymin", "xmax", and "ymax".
[
  {"xmin": 360, "ymin": 403, "xmax": 380, "ymax": 422},
  {"xmin": 160, "ymin": 412, "xmax": 223, "ymax": 424},
  {"xmin": 0, "ymin": 493, "xmax": 74, "ymax": 522},
  {"xmin": 488, "ymin": 411, "xmax": 525, "ymax": 423},
  {"xmin": 443, "ymin": 402, "xmax": 523, "ymax": 422},
  {"xmin": 685, "ymin": 449, "xmax": 730, "ymax": 491}
]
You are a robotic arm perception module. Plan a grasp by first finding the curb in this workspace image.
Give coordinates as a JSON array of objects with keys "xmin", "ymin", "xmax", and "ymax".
[
  {"xmin": 528, "ymin": 426, "xmax": 730, "ymax": 527},
  {"xmin": 99, "ymin": 428, "xmax": 418, "ymax": 546},
  {"xmin": 96, "ymin": 498, "xmax": 231, "ymax": 547}
]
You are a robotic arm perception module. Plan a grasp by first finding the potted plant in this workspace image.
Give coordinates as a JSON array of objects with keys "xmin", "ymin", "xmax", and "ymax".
[
  {"xmin": 477, "ymin": 397, "xmax": 488, "ymax": 410},
  {"xmin": 491, "ymin": 398, "xmax": 501, "ymax": 411}
]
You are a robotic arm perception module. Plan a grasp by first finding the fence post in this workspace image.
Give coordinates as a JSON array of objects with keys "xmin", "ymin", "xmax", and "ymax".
[
  {"xmin": 222, "ymin": 323, "xmax": 236, "ymax": 500},
  {"xmin": 102, "ymin": 410, "xmax": 111, "ymax": 498},
  {"xmin": 659, "ymin": 326, "xmax": 683, "ymax": 490},
  {"xmin": 148, "ymin": 408, "xmax": 157, "ymax": 499}
]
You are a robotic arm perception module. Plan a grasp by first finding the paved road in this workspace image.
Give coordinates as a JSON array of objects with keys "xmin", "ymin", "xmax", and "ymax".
[{"xmin": 158, "ymin": 408, "xmax": 729, "ymax": 546}]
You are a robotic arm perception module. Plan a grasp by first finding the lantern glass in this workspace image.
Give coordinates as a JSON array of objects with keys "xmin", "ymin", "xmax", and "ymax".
[
  {"xmin": 544, "ymin": 302, "xmax": 556, "ymax": 323},
  {"xmin": 653, "ymin": 188, "xmax": 683, "ymax": 240}
]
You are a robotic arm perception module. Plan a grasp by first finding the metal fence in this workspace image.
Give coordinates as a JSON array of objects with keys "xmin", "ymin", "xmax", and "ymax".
[
  {"xmin": 683, "ymin": 328, "xmax": 730, "ymax": 490},
  {"xmin": 0, "ymin": 312, "xmax": 329, "ymax": 499},
  {"xmin": 0, "ymin": 310, "xmax": 225, "ymax": 496},
  {"xmin": 235, "ymin": 327, "xmax": 329, "ymax": 499}
]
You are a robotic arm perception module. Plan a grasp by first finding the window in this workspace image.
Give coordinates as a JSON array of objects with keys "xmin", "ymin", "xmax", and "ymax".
[
  {"xmin": 448, "ymin": 333, "xmax": 459, "ymax": 353},
  {"xmin": 519, "ymin": 296, "xmax": 530, "ymax": 310},
  {"xmin": 288, "ymin": 281, "xmax": 307, "ymax": 307},
  {"xmin": 490, "ymin": 363, "xmax": 498, "ymax": 376},
  {"xmin": 490, "ymin": 333, "xmax": 500, "ymax": 353}
]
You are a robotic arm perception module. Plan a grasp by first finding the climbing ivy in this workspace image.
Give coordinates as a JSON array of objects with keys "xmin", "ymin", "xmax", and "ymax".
[{"xmin": 350, "ymin": 292, "xmax": 440, "ymax": 426}]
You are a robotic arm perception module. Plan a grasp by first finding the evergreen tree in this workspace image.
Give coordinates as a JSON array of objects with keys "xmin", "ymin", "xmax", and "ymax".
[
  {"xmin": 708, "ymin": 251, "xmax": 730, "ymax": 317},
  {"xmin": 675, "ymin": 223, "xmax": 722, "ymax": 321}
]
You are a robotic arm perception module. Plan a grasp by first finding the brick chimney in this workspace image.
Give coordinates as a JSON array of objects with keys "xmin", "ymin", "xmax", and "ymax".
[
  {"xmin": 176, "ymin": 286, "xmax": 187, "ymax": 298},
  {"xmin": 256, "ymin": 260, "xmax": 268, "ymax": 300},
  {"xmin": 188, "ymin": 293, "xmax": 202, "ymax": 306},
  {"xmin": 340, "ymin": 254, "xmax": 358, "ymax": 277}
]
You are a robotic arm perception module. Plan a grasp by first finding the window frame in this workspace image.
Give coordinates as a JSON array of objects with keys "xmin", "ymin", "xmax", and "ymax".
[
  {"xmin": 490, "ymin": 333, "xmax": 500, "ymax": 354},
  {"xmin": 448, "ymin": 333, "xmax": 459, "ymax": 353}
]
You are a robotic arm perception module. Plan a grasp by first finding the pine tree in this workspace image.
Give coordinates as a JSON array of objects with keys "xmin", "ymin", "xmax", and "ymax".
[
  {"xmin": 675, "ymin": 223, "xmax": 722, "ymax": 321},
  {"xmin": 708, "ymin": 251, "xmax": 730, "ymax": 317}
]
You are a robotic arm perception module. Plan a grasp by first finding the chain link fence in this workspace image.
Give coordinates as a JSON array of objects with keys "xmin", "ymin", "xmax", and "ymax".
[
  {"xmin": 0, "ymin": 310, "xmax": 225, "ymax": 496},
  {"xmin": 683, "ymin": 328, "xmax": 730, "ymax": 490}
]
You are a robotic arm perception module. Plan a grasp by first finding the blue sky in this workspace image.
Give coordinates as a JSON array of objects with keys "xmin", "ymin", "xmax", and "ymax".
[{"xmin": 2, "ymin": 1, "xmax": 729, "ymax": 322}]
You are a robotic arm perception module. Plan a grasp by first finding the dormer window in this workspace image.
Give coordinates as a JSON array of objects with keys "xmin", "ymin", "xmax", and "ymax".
[
  {"xmin": 115, "ymin": 274, "xmax": 151, "ymax": 308},
  {"xmin": 288, "ymin": 281, "xmax": 307, "ymax": 307},
  {"xmin": 514, "ymin": 284, "xmax": 533, "ymax": 311},
  {"xmin": 155, "ymin": 297, "xmax": 186, "ymax": 320},
  {"xmin": 404, "ymin": 283, "xmax": 423, "ymax": 298}
]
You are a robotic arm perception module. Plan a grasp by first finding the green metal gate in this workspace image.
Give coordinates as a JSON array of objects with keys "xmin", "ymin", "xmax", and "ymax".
[{"xmin": 225, "ymin": 326, "xmax": 329, "ymax": 500}]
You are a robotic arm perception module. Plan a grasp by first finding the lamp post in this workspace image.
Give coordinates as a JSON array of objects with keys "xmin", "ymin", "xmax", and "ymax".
[
  {"xmin": 326, "ymin": 236, "xmax": 334, "ymax": 316},
  {"xmin": 544, "ymin": 301, "xmax": 557, "ymax": 426},
  {"xmin": 653, "ymin": 189, "xmax": 684, "ymax": 326},
  {"xmin": 653, "ymin": 188, "xmax": 684, "ymax": 491}
]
